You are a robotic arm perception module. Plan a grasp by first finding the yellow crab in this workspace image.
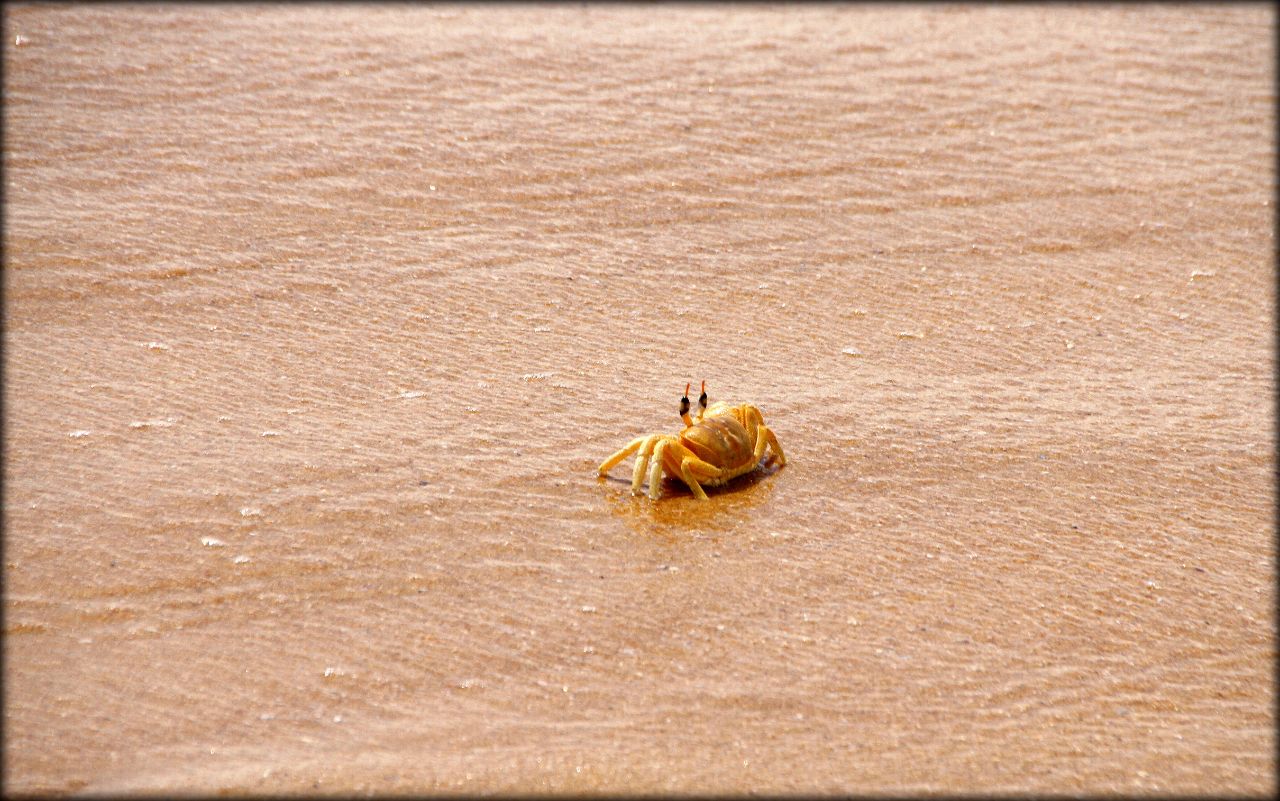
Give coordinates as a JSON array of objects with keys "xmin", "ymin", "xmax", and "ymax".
[{"xmin": 598, "ymin": 381, "xmax": 787, "ymax": 500}]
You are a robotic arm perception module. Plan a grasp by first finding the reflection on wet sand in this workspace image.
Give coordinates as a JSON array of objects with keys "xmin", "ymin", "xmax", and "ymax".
[{"xmin": 602, "ymin": 460, "xmax": 783, "ymax": 536}]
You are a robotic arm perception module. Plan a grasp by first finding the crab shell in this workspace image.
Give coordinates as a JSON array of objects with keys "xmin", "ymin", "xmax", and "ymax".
[{"xmin": 678, "ymin": 401, "xmax": 759, "ymax": 482}]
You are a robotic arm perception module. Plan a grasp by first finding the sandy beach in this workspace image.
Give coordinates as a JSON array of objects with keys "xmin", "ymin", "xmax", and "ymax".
[{"xmin": 3, "ymin": 3, "xmax": 1275, "ymax": 795}]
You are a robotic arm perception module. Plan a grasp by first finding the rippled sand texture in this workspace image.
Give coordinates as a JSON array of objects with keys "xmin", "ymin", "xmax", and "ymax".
[{"xmin": 3, "ymin": 4, "xmax": 1275, "ymax": 795}]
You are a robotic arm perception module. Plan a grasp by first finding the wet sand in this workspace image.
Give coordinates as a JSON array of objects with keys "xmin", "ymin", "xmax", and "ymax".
[{"xmin": 3, "ymin": 4, "xmax": 1275, "ymax": 795}]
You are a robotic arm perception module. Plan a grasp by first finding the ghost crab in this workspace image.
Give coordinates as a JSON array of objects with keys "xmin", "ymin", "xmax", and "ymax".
[{"xmin": 598, "ymin": 381, "xmax": 786, "ymax": 500}]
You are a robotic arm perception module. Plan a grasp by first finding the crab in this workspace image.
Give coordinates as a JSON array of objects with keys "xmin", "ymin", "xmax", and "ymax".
[{"xmin": 597, "ymin": 381, "xmax": 786, "ymax": 500}]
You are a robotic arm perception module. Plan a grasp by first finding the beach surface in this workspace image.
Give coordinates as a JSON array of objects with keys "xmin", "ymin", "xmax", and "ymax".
[{"xmin": 3, "ymin": 4, "xmax": 1275, "ymax": 795}]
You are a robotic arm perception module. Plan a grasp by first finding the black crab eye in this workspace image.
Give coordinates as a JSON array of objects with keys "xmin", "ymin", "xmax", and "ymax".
[{"xmin": 698, "ymin": 380, "xmax": 708, "ymax": 410}]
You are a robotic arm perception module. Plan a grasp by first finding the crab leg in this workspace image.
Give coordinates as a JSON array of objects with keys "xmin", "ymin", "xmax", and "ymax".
[
  {"xmin": 658, "ymin": 439, "xmax": 724, "ymax": 501},
  {"xmin": 648, "ymin": 438, "xmax": 671, "ymax": 499},
  {"xmin": 739, "ymin": 406, "xmax": 785, "ymax": 466},
  {"xmin": 598, "ymin": 436, "xmax": 647, "ymax": 476},
  {"xmin": 631, "ymin": 435, "xmax": 661, "ymax": 495},
  {"xmin": 679, "ymin": 457, "xmax": 711, "ymax": 500},
  {"xmin": 750, "ymin": 422, "xmax": 786, "ymax": 466},
  {"xmin": 760, "ymin": 424, "xmax": 786, "ymax": 465},
  {"xmin": 740, "ymin": 404, "xmax": 762, "ymax": 445}
]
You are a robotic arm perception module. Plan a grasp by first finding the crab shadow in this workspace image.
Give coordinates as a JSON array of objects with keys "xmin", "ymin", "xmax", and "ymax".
[{"xmin": 599, "ymin": 457, "xmax": 784, "ymax": 528}]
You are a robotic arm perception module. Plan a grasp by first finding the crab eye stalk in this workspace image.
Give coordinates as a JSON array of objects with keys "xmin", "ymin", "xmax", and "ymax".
[
  {"xmin": 680, "ymin": 382, "xmax": 693, "ymax": 427},
  {"xmin": 698, "ymin": 380, "xmax": 708, "ymax": 414}
]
